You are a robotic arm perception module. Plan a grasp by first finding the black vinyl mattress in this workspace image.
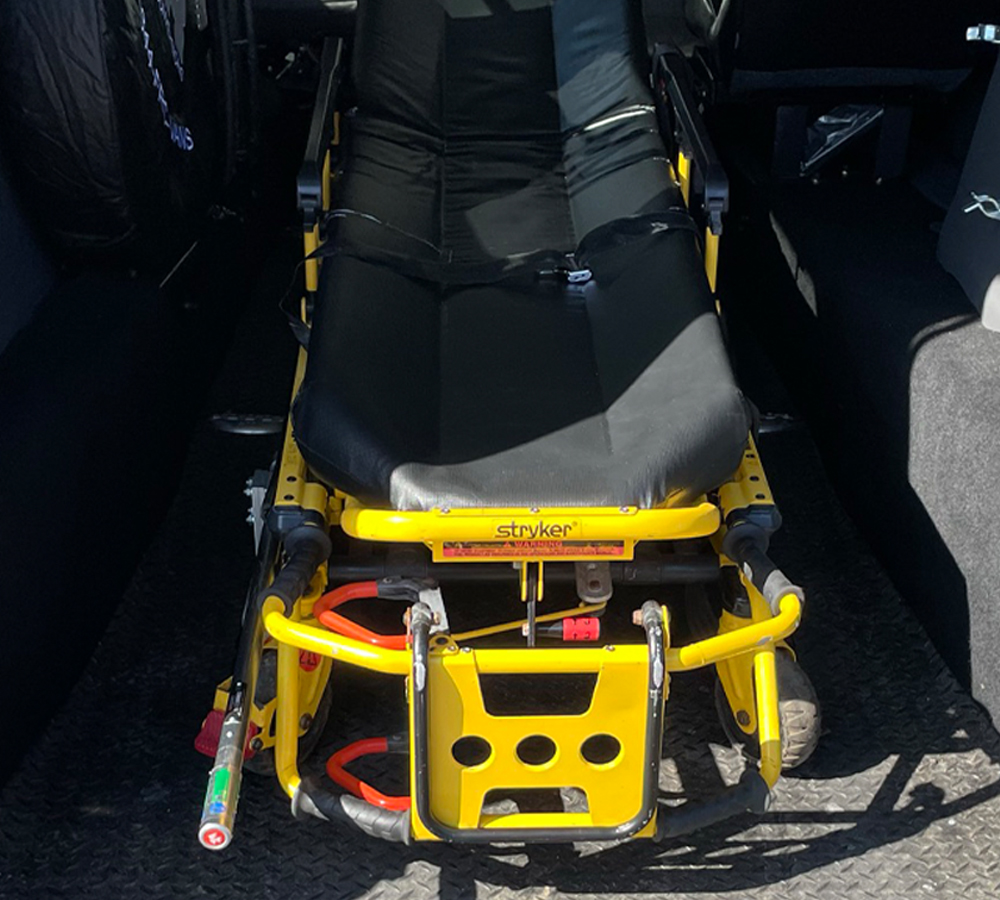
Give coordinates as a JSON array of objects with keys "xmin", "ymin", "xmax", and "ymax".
[{"xmin": 293, "ymin": 0, "xmax": 750, "ymax": 510}]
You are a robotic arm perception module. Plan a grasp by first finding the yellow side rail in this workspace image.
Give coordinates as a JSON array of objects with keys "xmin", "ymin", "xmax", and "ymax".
[
  {"xmin": 265, "ymin": 593, "xmax": 799, "ymax": 678},
  {"xmin": 665, "ymin": 594, "xmax": 799, "ymax": 670},
  {"xmin": 266, "ymin": 611, "xmax": 410, "ymax": 676},
  {"xmin": 265, "ymin": 591, "xmax": 796, "ymax": 798}
]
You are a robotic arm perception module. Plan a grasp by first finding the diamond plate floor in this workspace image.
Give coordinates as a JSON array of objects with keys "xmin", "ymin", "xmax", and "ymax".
[{"xmin": 2, "ymin": 296, "xmax": 999, "ymax": 900}]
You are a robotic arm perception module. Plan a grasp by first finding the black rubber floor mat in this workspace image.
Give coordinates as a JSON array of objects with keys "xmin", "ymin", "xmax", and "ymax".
[{"xmin": 2, "ymin": 290, "xmax": 999, "ymax": 899}]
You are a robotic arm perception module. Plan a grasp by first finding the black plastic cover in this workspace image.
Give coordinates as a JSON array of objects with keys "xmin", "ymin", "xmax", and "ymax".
[{"xmin": 252, "ymin": 0, "xmax": 357, "ymax": 44}]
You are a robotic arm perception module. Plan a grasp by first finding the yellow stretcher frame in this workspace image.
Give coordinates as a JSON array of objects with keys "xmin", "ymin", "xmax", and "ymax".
[
  {"xmin": 342, "ymin": 497, "xmax": 722, "ymax": 562},
  {"xmin": 259, "ymin": 389, "xmax": 795, "ymax": 834},
  {"xmin": 258, "ymin": 391, "xmax": 795, "ymax": 836},
  {"xmin": 254, "ymin": 300, "xmax": 792, "ymax": 843},
  {"xmin": 252, "ymin": 131, "xmax": 794, "ymax": 842},
  {"xmin": 263, "ymin": 580, "xmax": 795, "ymax": 793}
]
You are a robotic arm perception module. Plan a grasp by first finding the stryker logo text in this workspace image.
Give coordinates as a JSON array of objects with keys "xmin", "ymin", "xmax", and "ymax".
[{"xmin": 494, "ymin": 521, "xmax": 576, "ymax": 539}]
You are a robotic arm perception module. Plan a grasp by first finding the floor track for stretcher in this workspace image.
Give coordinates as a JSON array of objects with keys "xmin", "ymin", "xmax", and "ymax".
[{"xmin": 1, "ymin": 247, "xmax": 999, "ymax": 899}]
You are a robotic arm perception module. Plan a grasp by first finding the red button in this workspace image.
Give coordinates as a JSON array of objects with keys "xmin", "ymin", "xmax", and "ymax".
[{"xmin": 200, "ymin": 827, "xmax": 227, "ymax": 848}]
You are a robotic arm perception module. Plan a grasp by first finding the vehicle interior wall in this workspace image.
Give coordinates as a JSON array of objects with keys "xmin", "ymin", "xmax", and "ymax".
[
  {"xmin": 709, "ymin": 50, "xmax": 1000, "ymax": 727},
  {"xmin": 0, "ymin": 55, "xmax": 313, "ymax": 782},
  {"xmin": 0, "ymin": 254, "xmax": 177, "ymax": 780},
  {"xmin": 0, "ymin": 139, "xmax": 54, "ymax": 355}
]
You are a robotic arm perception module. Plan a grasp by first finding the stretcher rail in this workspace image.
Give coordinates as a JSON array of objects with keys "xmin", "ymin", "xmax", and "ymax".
[{"xmin": 263, "ymin": 594, "xmax": 801, "ymax": 677}]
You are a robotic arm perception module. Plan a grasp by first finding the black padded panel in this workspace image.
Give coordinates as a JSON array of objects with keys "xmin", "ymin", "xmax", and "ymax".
[
  {"xmin": 294, "ymin": 0, "xmax": 749, "ymax": 509},
  {"xmin": 352, "ymin": 0, "xmax": 651, "ymax": 138},
  {"xmin": 691, "ymin": 0, "xmax": 993, "ymax": 94},
  {"xmin": 0, "ymin": 0, "xmax": 218, "ymax": 263}
]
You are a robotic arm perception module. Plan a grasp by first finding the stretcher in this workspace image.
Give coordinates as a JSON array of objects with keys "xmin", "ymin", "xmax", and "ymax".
[{"xmin": 195, "ymin": 0, "xmax": 820, "ymax": 850}]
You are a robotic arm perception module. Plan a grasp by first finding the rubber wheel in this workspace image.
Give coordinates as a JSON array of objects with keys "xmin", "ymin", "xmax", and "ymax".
[
  {"xmin": 714, "ymin": 650, "xmax": 821, "ymax": 771},
  {"xmin": 244, "ymin": 649, "xmax": 333, "ymax": 776}
]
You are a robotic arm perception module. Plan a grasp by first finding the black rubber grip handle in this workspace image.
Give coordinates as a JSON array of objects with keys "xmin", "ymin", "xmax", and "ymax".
[
  {"xmin": 739, "ymin": 542, "xmax": 804, "ymax": 615},
  {"xmin": 265, "ymin": 525, "xmax": 332, "ymax": 613},
  {"xmin": 338, "ymin": 795, "xmax": 411, "ymax": 843},
  {"xmin": 722, "ymin": 525, "xmax": 804, "ymax": 616}
]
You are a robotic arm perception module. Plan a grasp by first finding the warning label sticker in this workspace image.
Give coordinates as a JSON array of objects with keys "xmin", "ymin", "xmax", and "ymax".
[{"xmin": 439, "ymin": 541, "xmax": 627, "ymax": 559}]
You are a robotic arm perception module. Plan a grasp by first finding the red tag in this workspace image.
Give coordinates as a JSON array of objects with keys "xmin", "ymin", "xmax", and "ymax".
[{"xmin": 194, "ymin": 710, "xmax": 260, "ymax": 758}]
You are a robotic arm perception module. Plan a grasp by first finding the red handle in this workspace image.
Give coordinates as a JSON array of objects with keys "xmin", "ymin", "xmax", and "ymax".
[
  {"xmin": 314, "ymin": 581, "xmax": 408, "ymax": 649},
  {"xmin": 325, "ymin": 737, "xmax": 410, "ymax": 811}
]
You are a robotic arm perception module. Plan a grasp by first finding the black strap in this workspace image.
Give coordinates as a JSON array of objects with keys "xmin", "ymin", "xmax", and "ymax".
[
  {"xmin": 277, "ymin": 257, "xmax": 312, "ymax": 349},
  {"xmin": 311, "ymin": 208, "xmax": 699, "ymax": 288}
]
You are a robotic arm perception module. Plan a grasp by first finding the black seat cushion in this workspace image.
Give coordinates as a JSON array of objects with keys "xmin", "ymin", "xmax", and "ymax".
[{"xmin": 292, "ymin": 0, "xmax": 750, "ymax": 510}]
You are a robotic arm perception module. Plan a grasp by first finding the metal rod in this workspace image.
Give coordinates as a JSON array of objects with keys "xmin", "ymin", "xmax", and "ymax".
[
  {"xmin": 525, "ymin": 565, "xmax": 538, "ymax": 648},
  {"xmin": 325, "ymin": 556, "xmax": 719, "ymax": 585},
  {"xmin": 198, "ymin": 525, "xmax": 279, "ymax": 850}
]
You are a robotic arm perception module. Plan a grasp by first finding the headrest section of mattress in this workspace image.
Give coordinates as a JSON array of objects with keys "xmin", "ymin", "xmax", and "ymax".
[{"xmin": 351, "ymin": 0, "xmax": 652, "ymax": 138}]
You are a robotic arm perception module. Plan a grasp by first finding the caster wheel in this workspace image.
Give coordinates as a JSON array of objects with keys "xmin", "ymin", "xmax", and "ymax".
[
  {"xmin": 715, "ymin": 650, "xmax": 821, "ymax": 770},
  {"xmin": 244, "ymin": 649, "xmax": 333, "ymax": 776}
]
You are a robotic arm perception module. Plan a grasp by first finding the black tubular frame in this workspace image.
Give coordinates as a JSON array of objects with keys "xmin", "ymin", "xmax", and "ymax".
[
  {"xmin": 224, "ymin": 463, "xmax": 282, "ymax": 749},
  {"xmin": 325, "ymin": 555, "xmax": 720, "ymax": 585},
  {"xmin": 408, "ymin": 601, "xmax": 667, "ymax": 844}
]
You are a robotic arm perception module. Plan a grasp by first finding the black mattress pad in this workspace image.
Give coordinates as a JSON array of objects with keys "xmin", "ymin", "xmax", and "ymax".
[{"xmin": 293, "ymin": 0, "xmax": 750, "ymax": 510}]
